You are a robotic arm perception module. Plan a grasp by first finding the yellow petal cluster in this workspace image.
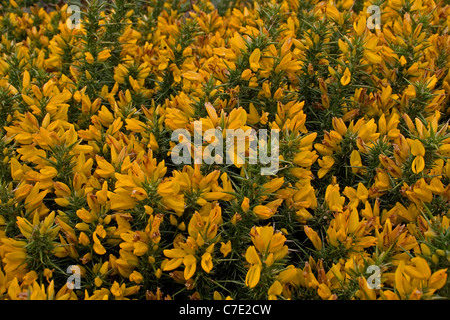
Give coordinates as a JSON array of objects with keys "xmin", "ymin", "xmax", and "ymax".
[{"xmin": 0, "ymin": 0, "xmax": 449, "ymax": 301}]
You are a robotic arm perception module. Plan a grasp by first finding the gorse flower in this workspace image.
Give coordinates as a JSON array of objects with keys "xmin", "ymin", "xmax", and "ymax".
[{"xmin": 0, "ymin": 0, "xmax": 449, "ymax": 301}]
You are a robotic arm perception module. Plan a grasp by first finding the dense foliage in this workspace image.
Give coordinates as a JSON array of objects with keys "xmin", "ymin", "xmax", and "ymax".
[{"xmin": 0, "ymin": 0, "xmax": 449, "ymax": 300}]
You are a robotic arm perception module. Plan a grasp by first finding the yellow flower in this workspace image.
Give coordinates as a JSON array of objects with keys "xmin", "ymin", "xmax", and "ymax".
[
  {"xmin": 97, "ymin": 49, "xmax": 111, "ymax": 62},
  {"xmin": 399, "ymin": 55, "xmax": 407, "ymax": 66},
  {"xmin": 183, "ymin": 254, "xmax": 197, "ymax": 280},
  {"xmin": 428, "ymin": 269, "xmax": 448, "ymax": 290},
  {"xmin": 353, "ymin": 15, "xmax": 366, "ymax": 36},
  {"xmin": 245, "ymin": 264, "xmax": 262, "ymax": 288},
  {"xmin": 249, "ymin": 48, "xmax": 261, "ymax": 72},
  {"xmin": 85, "ymin": 52, "xmax": 95, "ymax": 64},
  {"xmin": 95, "ymin": 156, "xmax": 116, "ymax": 178},
  {"xmin": 317, "ymin": 283, "xmax": 332, "ymax": 300},
  {"xmin": 253, "ymin": 205, "xmax": 274, "ymax": 220},
  {"xmin": 262, "ymin": 177, "xmax": 284, "ymax": 194},
  {"xmin": 403, "ymin": 257, "xmax": 430, "ymax": 280},
  {"xmin": 129, "ymin": 271, "xmax": 143, "ymax": 284},
  {"xmin": 410, "ymin": 139, "xmax": 426, "ymax": 173},
  {"xmin": 23, "ymin": 270, "xmax": 38, "ymax": 285},
  {"xmin": 410, "ymin": 139, "xmax": 425, "ymax": 156},
  {"xmin": 318, "ymin": 155, "xmax": 334, "ymax": 178},
  {"xmin": 78, "ymin": 232, "xmax": 90, "ymax": 246},
  {"xmin": 250, "ymin": 226, "xmax": 288, "ymax": 260},
  {"xmin": 325, "ymin": 4, "xmax": 341, "ymax": 22},
  {"xmin": 245, "ymin": 245, "xmax": 261, "ymax": 265},
  {"xmin": 340, "ymin": 67, "xmax": 351, "ymax": 86},
  {"xmin": 357, "ymin": 277, "xmax": 376, "ymax": 300},
  {"xmin": 182, "ymin": 71, "xmax": 204, "ymax": 82},
  {"xmin": 241, "ymin": 68, "xmax": 253, "ymax": 80},
  {"xmin": 268, "ymin": 281, "xmax": 283, "ymax": 299},
  {"xmin": 404, "ymin": 84, "xmax": 416, "ymax": 98},
  {"xmin": 325, "ymin": 184, "xmax": 345, "ymax": 212},
  {"xmin": 110, "ymin": 281, "xmax": 123, "ymax": 297},
  {"xmin": 304, "ymin": 226, "xmax": 322, "ymax": 250},
  {"xmin": 1, "ymin": 0, "xmax": 449, "ymax": 302},
  {"xmin": 338, "ymin": 39, "xmax": 348, "ymax": 54},
  {"xmin": 350, "ymin": 150, "xmax": 362, "ymax": 174},
  {"xmin": 220, "ymin": 240, "xmax": 232, "ymax": 257},
  {"xmin": 241, "ymin": 197, "xmax": 250, "ymax": 212},
  {"xmin": 201, "ymin": 252, "xmax": 213, "ymax": 273},
  {"xmin": 93, "ymin": 227, "xmax": 106, "ymax": 255},
  {"xmin": 364, "ymin": 50, "xmax": 382, "ymax": 64}
]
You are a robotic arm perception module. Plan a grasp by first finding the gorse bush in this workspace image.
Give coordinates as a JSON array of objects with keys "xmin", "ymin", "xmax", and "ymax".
[{"xmin": 0, "ymin": 0, "xmax": 449, "ymax": 300}]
